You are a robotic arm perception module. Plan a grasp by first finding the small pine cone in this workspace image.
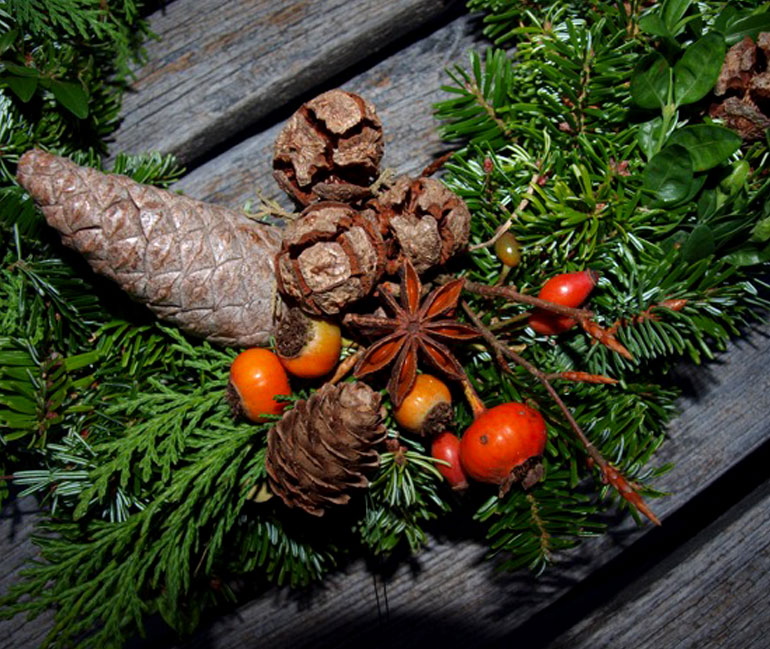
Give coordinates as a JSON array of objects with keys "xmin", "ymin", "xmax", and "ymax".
[
  {"xmin": 17, "ymin": 149, "xmax": 284, "ymax": 347},
  {"xmin": 265, "ymin": 381, "xmax": 387, "ymax": 516},
  {"xmin": 275, "ymin": 201, "xmax": 386, "ymax": 315},
  {"xmin": 369, "ymin": 175, "xmax": 471, "ymax": 274},
  {"xmin": 273, "ymin": 89, "xmax": 384, "ymax": 206}
]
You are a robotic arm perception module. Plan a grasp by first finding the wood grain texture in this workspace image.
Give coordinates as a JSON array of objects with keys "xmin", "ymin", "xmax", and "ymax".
[
  {"xmin": 171, "ymin": 11, "xmax": 487, "ymax": 208},
  {"xmin": 547, "ymin": 478, "xmax": 770, "ymax": 649},
  {"xmin": 107, "ymin": 0, "xmax": 460, "ymax": 165}
]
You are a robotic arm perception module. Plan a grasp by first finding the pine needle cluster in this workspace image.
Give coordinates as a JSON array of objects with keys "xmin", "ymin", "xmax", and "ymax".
[{"xmin": 2, "ymin": 0, "xmax": 770, "ymax": 647}]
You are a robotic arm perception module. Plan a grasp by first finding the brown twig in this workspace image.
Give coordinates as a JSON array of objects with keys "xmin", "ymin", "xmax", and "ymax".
[
  {"xmin": 420, "ymin": 150, "xmax": 458, "ymax": 177},
  {"xmin": 461, "ymin": 300, "xmax": 660, "ymax": 526},
  {"xmin": 544, "ymin": 371, "xmax": 619, "ymax": 385},
  {"xmin": 469, "ymin": 172, "xmax": 539, "ymax": 252},
  {"xmin": 462, "ymin": 280, "xmax": 593, "ymax": 320},
  {"xmin": 462, "ymin": 279, "xmax": 634, "ymax": 360},
  {"xmin": 328, "ymin": 348, "xmax": 364, "ymax": 385}
]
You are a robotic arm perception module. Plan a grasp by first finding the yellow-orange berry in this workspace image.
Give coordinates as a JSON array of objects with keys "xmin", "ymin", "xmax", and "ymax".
[
  {"xmin": 393, "ymin": 374, "xmax": 453, "ymax": 436},
  {"xmin": 276, "ymin": 308, "xmax": 342, "ymax": 379},
  {"xmin": 228, "ymin": 348, "xmax": 291, "ymax": 422}
]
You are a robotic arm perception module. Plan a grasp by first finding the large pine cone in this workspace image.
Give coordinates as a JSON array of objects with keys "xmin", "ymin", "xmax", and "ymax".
[
  {"xmin": 265, "ymin": 381, "xmax": 387, "ymax": 516},
  {"xmin": 273, "ymin": 89, "xmax": 384, "ymax": 206},
  {"xmin": 275, "ymin": 201, "xmax": 386, "ymax": 315},
  {"xmin": 17, "ymin": 149, "xmax": 284, "ymax": 347},
  {"xmin": 367, "ymin": 175, "xmax": 471, "ymax": 274}
]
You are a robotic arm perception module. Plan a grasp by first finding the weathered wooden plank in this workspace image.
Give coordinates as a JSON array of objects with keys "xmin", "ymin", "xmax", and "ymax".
[
  {"xmin": 546, "ymin": 478, "xmax": 770, "ymax": 649},
  {"xmin": 108, "ymin": 0, "xmax": 461, "ymax": 165},
  {"xmin": 170, "ymin": 11, "xmax": 485, "ymax": 208}
]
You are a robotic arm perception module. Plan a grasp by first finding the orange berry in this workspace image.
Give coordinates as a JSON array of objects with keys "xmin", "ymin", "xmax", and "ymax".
[
  {"xmin": 276, "ymin": 309, "xmax": 342, "ymax": 379},
  {"xmin": 431, "ymin": 432, "xmax": 468, "ymax": 490},
  {"xmin": 228, "ymin": 348, "xmax": 291, "ymax": 423},
  {"xmin": 393, "ymin": 374, "xmax": 453, "ymax": 436}
]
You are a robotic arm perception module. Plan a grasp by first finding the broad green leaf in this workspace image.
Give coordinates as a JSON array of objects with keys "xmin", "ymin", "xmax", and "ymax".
[
  {"xmin": 682, "ymin": 224, "xmax": 715, "ymax": 262},
  {"xmin": 3, "ymin": 74, "xmax": 37, "ymax": 102},
  {"xmin": 662, "ymin": 0, "xmax": 692, "ymax": 33},
  {"xmin": 643, "ymin": 144, "xmax": 694, "ymax": 204},
  {"xmin": 724, "ymin": 242, "xmax": 770, "ymax": 266},
  {"xmin": 0, "ymin": 30, "xmax": 17, "ymax": 54},
  {"xmin": 639, "ymin": 14, "xmax": 672, "ymax": 39},
  {"xmin": 719, "ymin": 160, "xmax": 751, "ymax": 195},
  {"xmin": 631, "ymin": 52, "xmax": 671, "ymax": 109},
  {"xmin": 750, "ymin": 215, "xmax": 770, "ymax": 242},
  {"xmin": 673, "ymin": 33, "xmax": 726, "ymax": 106},
  {"xmin": 48, "ymin": 80, "xmax": 89, "ymax": 118},
  {"xmin": 722, "ymin": 13, "xmax": 770, "ymax": 46},
  {"xmin": 1, "ymin": 61, "xmax": 39, "ymax": 77},
  {"xmin": 667, "ymin": 125, "xmax": 741, "ymax": 171}
]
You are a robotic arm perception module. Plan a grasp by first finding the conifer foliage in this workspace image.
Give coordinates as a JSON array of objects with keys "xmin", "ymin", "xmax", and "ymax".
[{"xmin": 2, "ymin": 1, "xmax": 770, "ymax": 648}]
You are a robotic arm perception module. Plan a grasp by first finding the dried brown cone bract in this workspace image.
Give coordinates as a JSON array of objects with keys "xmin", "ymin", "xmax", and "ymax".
[
  {"xmin": 273, "ymin": 89, "xmax": 384, "ymax": 206},
  {"xmin": 17, "ymin": 149, "xmax": 284, "ymax": 347},
  {"xmin": 710, "ymin": 33, "xmax": 770, "ymax": 140},
  {"xmin": 275, "ymin": 201, "xmax": 386, "ymax": 315},
  {"xmin": 368, "ymin": 175, "xmax": 471, "ymax": 274},
  {"xmin": 265, "ymin": 381, "xmax": 387, "ymax": 516}
]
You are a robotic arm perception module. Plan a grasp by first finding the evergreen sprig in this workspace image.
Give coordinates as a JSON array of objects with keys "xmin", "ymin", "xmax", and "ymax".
[{"xmin": 3, "ymin": 0, "xmax": 770, "ymax": 647}]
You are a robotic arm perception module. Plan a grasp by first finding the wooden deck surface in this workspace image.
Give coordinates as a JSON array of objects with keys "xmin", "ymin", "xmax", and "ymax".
[{"xmin": 3, "ymin": 1, "xmax": 770, "ymax": 647}]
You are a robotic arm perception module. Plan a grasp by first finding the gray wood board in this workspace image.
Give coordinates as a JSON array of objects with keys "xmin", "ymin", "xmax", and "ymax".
[
  {"xmin": 546, "ymin": 477, "xmax": 770, "ymax": 649},
  {"xmin": 5, "ymin": 325, "xmax": 768, "ymax": 648},
  {"xmin": 107, "ymin": 0, "xmax": 461, "ymax": 166},
  {"xmin": 170, "ymin": 10, "xmax": 486, "ymax": 209}
]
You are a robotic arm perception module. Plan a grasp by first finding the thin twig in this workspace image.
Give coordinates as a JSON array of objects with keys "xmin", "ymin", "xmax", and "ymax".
[
  {"xmin": 421, "ymin": 150, "xmax": 458, "ymax": 177},
  {"xmin": 462, "ymin": 279, "xmax": 593, "ymax": 319},
  {"xmin": 461, "ymin": 301, "xmax": 660, "ymax": 526},
  {"xmin": 328, "ymin": 348, "xmax": 364, "ymax": 385},
  {"xmin": 469, "ymin": 172, "xmax": 539, "ymax": 251}
]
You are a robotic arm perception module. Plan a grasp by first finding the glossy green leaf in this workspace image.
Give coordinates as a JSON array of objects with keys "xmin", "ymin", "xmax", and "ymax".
[
  {"xmin": 682, "ymin": 224, "xmax": 715, "ymax": 262},
  {"xmin": 724, "ymin": 242, "xmax": 770, "ymax": 266},
  {"xmin": 48, "ymin": 80, "xmax": 89, "ymax": 118},
  {"xmin": 631, "ymin": 52, "xmax": 671, "ymax": 109},
  {"xmin": 750, "ymin": 215, "xmax": 770, "ymax": 242},
  {"xmin": 639, "ymin": 14, "xmax": 672, "ymax": 39},
  {"xmin": 722, "ymin": 12, "xmax": 770, "ymax": 45},
  {"xmin": 662, "ymin": 0, "xmax": 693, "ymax": 32},
  {"xmin": 4, "ymin": 74, "xmax": 37, "ymax": 102},
  {"xmin": 667, "ymin": 125, "xmax": 741, "ymax": 171},
  {"xmin": 0, "ymin": 30, "xmax": 17, "ymax": 54},
  {"xmin": 673, "ymin": 33, "xmax": 726, "ymax": 106},
  {"xmin": 1, "ymin": 61, "xmax": 39, "ymax": 77},
  {"xmin": 643, "ymin": 144, "xmax": 694, "ymax": 204}
]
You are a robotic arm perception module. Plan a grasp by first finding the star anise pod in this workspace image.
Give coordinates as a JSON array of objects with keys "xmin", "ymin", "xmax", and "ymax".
[{"xmin": 344, "ymin": 259, "xmax": 479, "ymax": 408}]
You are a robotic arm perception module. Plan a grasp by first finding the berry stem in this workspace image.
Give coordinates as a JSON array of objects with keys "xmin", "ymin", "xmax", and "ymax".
[{"xmin": 461, "ymin": 301, "xmax": 661, "ymax": 526}]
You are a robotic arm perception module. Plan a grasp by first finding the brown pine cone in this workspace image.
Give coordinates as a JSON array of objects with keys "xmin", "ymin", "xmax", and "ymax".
[
  {"xmin": 17, "ymin": 149, "xmax": 284, "ymax": 347},
  {"xmin": 368, "ymin": 175, "xmax": 471, "ymax": 274},
  {"xmin": 265, "ymin": 381, "xmax": 387, "ymax": 516},
  {"xmin": 273, "ymin": 89, "xmax": 384, "ymax": 206},
  {"xmin": 275, "ymin": 201, "xmax": 386, "ymax": 315}
]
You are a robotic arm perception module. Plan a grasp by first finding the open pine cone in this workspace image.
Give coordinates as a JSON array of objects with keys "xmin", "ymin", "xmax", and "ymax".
[
  {"xmin": 265, "ymin": 381, "xmax": 387, "ymax": 516},
  {"xmin": 275, "ymin": 201, "xmax": 386, "ymax": 315},
  {"xmin": 367, "ymin": 175, "xmax": 471, "ymax": 274},
  {"xmin": 273, "ymin": 89, "xmax": 384, "ymax": 205}
]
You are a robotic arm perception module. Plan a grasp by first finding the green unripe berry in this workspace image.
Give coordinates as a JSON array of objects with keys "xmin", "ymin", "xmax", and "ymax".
[{"xmin": 494, "ymin": 232, "xmax": 521, "ymax": 268}]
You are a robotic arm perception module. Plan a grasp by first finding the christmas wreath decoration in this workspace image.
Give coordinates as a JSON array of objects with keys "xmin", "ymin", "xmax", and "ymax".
[{"xmin": 3, "ymin": 0, "xmax": 770, "ymax": 647}]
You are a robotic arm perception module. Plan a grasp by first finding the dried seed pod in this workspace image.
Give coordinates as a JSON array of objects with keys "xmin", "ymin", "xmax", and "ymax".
[
  {"xmin": 17, "ymin": 149, "xmax": 284, "ymax": 347},
  {"xmin": 275, "ymin": 201, "xmax": 386, "ymax": 315},
  {"xmin": 369, "ymin": 175, "xmax": 471, "ymax": 274},
  {"xmin": 265, "ymin": 381, "xmax": 387, "ymax": 516},
  {"xmin": 711, "ymin": 33, "xmax": 770, "ymax": 140},
  {"xmin": 273, "ymin": 89, "xmax": 384, "ymax": 206}
]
